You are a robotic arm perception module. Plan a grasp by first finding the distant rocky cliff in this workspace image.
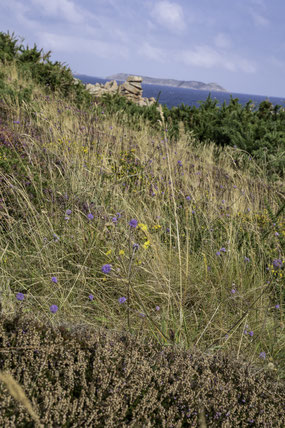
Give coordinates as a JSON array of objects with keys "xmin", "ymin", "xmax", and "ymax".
[{"xmin": 106, "ymin": 73, "xmax": 227, "ymax": 92}]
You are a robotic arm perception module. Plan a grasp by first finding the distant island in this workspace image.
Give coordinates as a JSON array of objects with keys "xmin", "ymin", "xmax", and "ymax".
[{"xmin": 106, "ymin": 73, "xmax": 227, "ymax": 92}]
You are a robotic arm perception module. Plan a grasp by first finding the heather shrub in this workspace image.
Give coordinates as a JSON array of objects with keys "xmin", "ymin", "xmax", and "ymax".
[{"xmin": 0, "ymin": 311, "xmax": 284, "ymax": 427}]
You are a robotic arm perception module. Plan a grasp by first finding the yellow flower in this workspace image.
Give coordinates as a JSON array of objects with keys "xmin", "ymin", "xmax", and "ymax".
[
  {"xmin": 138, "ymin": 223, "xmax": 148, "ymax": 232},
  {"xmin": 119, "ymin": 250, "xmax": 125, "ymax": 255},
  {"xmin": 105, "ymin": 249, "xmax": 112, "ymax": 256},
  {"xmin": 153, "ymin": 224, "xmax": 162, "ymax": 230},
  {"xmin": 142, "ymin": 240, "xmax": 150, "ymax": 250}
]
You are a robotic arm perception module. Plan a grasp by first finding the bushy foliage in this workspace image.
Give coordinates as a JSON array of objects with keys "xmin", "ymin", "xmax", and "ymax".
[
  {"xmin": 98, "ymin": 92, "xmax": 285, "ymax": 181},
  {"xmin": 0, "ymin": 31, "xmax": 20, "ymax": 63},
  {"xmin": 0, "ymin": 31, "xmax": 92, "ymax": 107}
]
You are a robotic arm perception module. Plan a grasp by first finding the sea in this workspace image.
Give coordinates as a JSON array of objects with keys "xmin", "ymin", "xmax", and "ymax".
[{"xmin": 74, "ymin": 75, "xmax": 285, "ymax": 110}]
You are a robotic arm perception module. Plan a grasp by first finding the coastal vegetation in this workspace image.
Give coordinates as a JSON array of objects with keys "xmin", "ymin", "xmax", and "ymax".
[{"xmin": 0, "ymin": 31, "xmax": 284, "ymax": 426}]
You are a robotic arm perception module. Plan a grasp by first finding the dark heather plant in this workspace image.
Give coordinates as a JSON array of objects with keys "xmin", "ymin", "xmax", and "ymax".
[{"xmin": 0, "ymin": 311, "xmax": 284, "ymax": 427}]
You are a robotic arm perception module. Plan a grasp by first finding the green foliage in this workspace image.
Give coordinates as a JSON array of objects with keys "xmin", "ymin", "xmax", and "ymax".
[
  {"xmin": 0, "ymin": 73, "xmax": 33, "ymax": 106},
  {"xmin": 0, "ymin": 31, "xmax": 20, "ymax": 63},
  {"xmin": 96, "ymin": 91, "xmax": 285, "ymax": 181},
  {"xmin": 0, "ymin": 31, "xmax": 92, "ymax": 108}
]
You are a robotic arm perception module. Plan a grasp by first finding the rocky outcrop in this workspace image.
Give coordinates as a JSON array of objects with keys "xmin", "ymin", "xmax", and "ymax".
[{"xmin": 80, "ymin": 75, "xmax": 156, "ymax": 107}]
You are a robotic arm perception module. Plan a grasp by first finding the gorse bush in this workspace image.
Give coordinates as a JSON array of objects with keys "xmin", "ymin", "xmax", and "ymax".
[
  {"xmin": 99, "ymin": 89, "xmax": 285, "ymax": 182},
  {"xmin": 0, "ymin": 31, "xmax": 92, "ymax": 108}
]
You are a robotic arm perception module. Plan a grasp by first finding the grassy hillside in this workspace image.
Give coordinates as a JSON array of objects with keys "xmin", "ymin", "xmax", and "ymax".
[{"xmin": 0, "ymin": 32, "xmax": 284, "ymax": 426}]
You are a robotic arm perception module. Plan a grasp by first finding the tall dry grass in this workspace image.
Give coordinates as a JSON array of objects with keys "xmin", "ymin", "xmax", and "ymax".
[{"xmin": 0, "ymin": 62, "xmax": 284, "ymax": 384}]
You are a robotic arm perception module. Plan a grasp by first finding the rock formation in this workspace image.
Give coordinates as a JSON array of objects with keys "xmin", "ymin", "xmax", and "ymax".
[{"xmin": 78, "ymin": 75, "xmax": 156, "ymax": 107}]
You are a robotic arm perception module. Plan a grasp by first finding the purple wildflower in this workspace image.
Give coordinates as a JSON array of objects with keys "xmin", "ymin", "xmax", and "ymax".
[
  {"xmin": 66, "ymin": 209, "xmax": 72, "ymax": 215},
  {"xmin": 87, "ymin": 213, "xmax": 94, "ymax": 220},
  {"xmin": 259, "ymin": 351, "xmax": 266, "ymax": 359},
  {"xmin": 89, "ymin": 294, "xmax": 94, "ymax": 301},
  {"xmin": 273, "ymin": 259, "xmax": 283, "ymax": 269},
  {"xmin": 51, "ymin": 276, "xmax": 58, "ymax": 283},
  {"xmin": 129, "ymin": 218, "xmax": 138, "ymax": 228},
  {"xmin": 102, "ymin": 264, "xmax": 112, "ymax": 274},
  {"xmin": 118, "ymin": 297, "xmax": 127, "ymax": 304},
  {"xmin": 50, "ymin": 305, "xmax": 58, "ymax": 313},
  {"xmin": 16, "ymin": 292, "xmax": 24, "ymax": 301}
]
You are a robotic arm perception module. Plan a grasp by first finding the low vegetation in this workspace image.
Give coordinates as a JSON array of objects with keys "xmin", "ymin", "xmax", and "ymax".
[{"xmin": 0, "ymin": 31, "xmax": 284, "ymax": 426}]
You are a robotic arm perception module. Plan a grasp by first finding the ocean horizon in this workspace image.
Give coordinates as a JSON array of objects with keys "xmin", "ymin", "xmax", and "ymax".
[{"xmin": 74, "ymin": 74, "xmax": 285, "ymax": 110}]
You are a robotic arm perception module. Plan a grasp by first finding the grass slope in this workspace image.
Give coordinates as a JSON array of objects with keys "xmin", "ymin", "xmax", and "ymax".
[{"xmin": 0, "ymin": 34, "xmax": 284, "ymax": 425}]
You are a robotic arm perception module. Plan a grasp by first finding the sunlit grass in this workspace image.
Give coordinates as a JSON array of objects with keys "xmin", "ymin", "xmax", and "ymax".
[{"xmin": 0, "ymin": 62, "xmax": 284, "ymax": 385}]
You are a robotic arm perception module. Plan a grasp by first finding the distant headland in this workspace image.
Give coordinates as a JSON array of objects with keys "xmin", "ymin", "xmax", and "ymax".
[{"xmin": 106, "ymin": 73, "xmax": 227, "ymax": 92}]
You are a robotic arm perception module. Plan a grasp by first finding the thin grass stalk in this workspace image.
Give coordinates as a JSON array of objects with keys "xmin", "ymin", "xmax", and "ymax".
[{"xmin": 159, "ymin": 106, "xmax": 184, "ymax": 331}]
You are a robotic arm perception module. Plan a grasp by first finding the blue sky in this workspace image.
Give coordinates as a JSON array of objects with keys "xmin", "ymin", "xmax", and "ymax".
[{"xmin": 1, "ymin": 0, "xmax": 285, "ymax": 97}]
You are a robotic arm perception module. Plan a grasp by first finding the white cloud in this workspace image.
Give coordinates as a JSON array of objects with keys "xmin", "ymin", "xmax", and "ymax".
[
  {"xmin": 270, "ymin": 56, "xmax": 285, "ymax": 68},
  {"xmin": 176, "ymin": 45, "xmax": 256, "ymax": 73},
  {"xmin": 151, "ymin": 1, "xmax": 185, "ymax": 32},
  {"xmin": 177, "ymin": 46, "xmax": 224, "ymax": 69},
  {"xmin": 214, "ymin": 33, "xmax": 231, "ymax": 49},
  {"xmin": 250, "ymin": 12, "xmax": 270, "ymax": 27},
  {"xmin": 30, "ymin": 0, "xmax": 85, "ymax": 24},
  {"xmin": 38, "ymin": 32, "xmax": 129, "ymax": 59},
  {"xmin": 138, "ymin": 42, "xmax": 166, "ymax": 62},
  {"xmin": 250, "ymin": 0, "xmax": 266, "ymax": 9},
  {"xmin": 248, "ymin": 0, "xmax": 269, "ymax": 28},
  {"xmin": 238, "ymin": 58, "xmax": 257, "ymax": 73}
]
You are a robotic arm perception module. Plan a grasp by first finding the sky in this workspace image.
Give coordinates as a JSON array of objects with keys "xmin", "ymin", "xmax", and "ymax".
[{"xmin": 1, "ymin": 0, "xmax": 285, "ymax": 97}]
